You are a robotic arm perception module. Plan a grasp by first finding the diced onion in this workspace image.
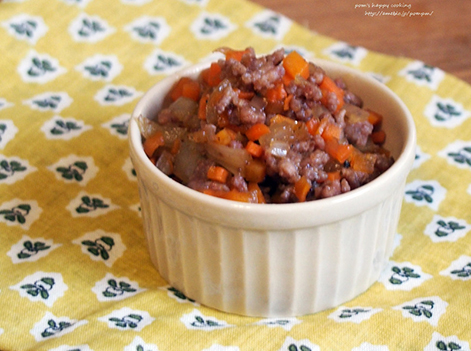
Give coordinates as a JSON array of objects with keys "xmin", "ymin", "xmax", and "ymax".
[
  {"xmin": 268, "ymin": 141, "xmax": 290, "ymax": 157},
  {"xmin": 205, "ymin": 142, "xmax": 252, "ymax": 175}
]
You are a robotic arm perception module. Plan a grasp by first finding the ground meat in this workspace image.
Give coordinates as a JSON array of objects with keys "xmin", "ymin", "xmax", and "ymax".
[
  {"xmin": 238, "ymin": 97, "xmax": 266, "ymax": 125},
  {"xmin": 143, "ymin": 47, "xmax": 395, "ymax": 204},
  {"xmin": 308, "ymin": 63, "xmax": 325, "ymax": 84},
  {"xmin": 229, "ymin": 173, "xmax": 248, "ymax": 192},
  {"xmin": 317, "ymin": 179, "xmax": 342, "ymax": 199},
  {"xmin": 278, "ymin": 158, "xmax": 299, "ymax": 183},
  {"xmin": 344, "ymin": 120, "xmax": 374, "ymax": 146},
  {"xmin": 344, "ymin": 90, "xmax": 363, "ymax": 107},
  {"xmin": 238, "ymin": 48, "xmax": 286, "ymax": 91},
  {"xmin": 342, "ymin": 168, "xmax": 370, "ymax": 190}
]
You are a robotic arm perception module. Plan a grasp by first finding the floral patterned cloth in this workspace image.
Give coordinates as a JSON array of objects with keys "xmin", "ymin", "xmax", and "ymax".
[{"xmin": 1, "ymin": 0, "xmax": 471, "ymax": 350}]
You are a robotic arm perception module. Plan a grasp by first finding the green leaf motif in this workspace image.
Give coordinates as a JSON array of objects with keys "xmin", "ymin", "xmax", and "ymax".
[
  {"xmin": 134, "ymin": 22, "xmax": 160, "ymax": 39},
  {"xmin": 0, "ymin": 159, "xmax": 27, "ymax": 179},
  {"xmin": 0, "ymin": 204, "xmax": 31, "ymax": 224},
  {"xmin": 407, "ymin": 64, "xmax": 434, "ymax": 83},
  {"xmin": 41, "ymin": 319, "xmax": 72, "ymax": 338},
  {"xmin": 78, "ymin": 18, "xmax": 105, "ymax": 37},
  {"xmin": 200, "ymin": 17, "xmax": 227, "ymax": 35},
  {"xmin": 254, "ymin": 15, "xmax": 280, "ymax": 35},
  {"xmin": 110, "ymin": 121, "xmax": 129, "ymax": 135},
  {"xmin": 332, "ymin": 45, "xmax": 357, "ymax": 60},
  {"xmin": 28, "ymin": 57, "xmax": 56, "ymax": 77},
  {"xmin": 82, "ymin": 236, "xmax": 114, "ymax": 261},
  {"xmin": 436, "ymin": 340, "xmax": 462, "ymax": 351},
  {"xmin": 447, "ymin": 147, "xmax": 471, "ymax": 167},
  {"xmin": 451, "ymin": 263, "xmax": 471, "ymax": 278},
  {"xmin": 85, "ymin": 61, "xmax": 112, "ymax": 77},
  {"xmin": 389, "ymin": 266, "xmax": 421, "ymax": 285},
  {"xmin": 288, "ymin": 344, "xmax": 312, "ymax": 351},
  {"xmin": 11, "ymin": 20, "xmax": 37, "ymax": 38},
  {"xmin": 33, "ymin": 95, "xmax": 61, "ymax": 109},
  {"xmin": 104, "ymin": 88, "xmax": 132, "ymax": 102},
  {"xmin": 153, "ymin": 55, "xmax": 181, "ymax": 72},
  {"xmin": 76, "ymin": 196, "xmax": 109, "ymax": 213},
  {"xmin": 50, "ymin": 119, "xmax": 81, "ymax": 135},
  {"xmin": 56, "ymin": 161, "xmax": 88, "ymax": 182}
]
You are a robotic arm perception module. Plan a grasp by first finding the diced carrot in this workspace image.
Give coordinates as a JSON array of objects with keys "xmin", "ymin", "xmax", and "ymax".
[
  {"xmin": 170, "ymin": 138, "xmax": 181, "ymax": 155},
  {"xmin": 350, "ymin": 148, "xmax": 375, "ymax": 174},
  {"xmin": 244, "ymin": 159, "xmax": 266, "ymax": 183},
  {"xmin": 284, "ymin": 94, "xmax": 293, "ymax": 111},
  {"xmin": 306, "ymin": 118, "xmax": 320, "ymax": 136},
  {"xmin": 143, "ymin": 131, "xmax": 165, "ymax": 157},
  {"xmin": 324, "ymin": 138, "xmax": 353, "ymax": 164},
  {"xmin": 237, "ymin": 89, "xmax": 255, "ymax": 100},
  {"xmin": 202, "ymin": 62, "xmax": 222, "ymax": 87},
  {"xmin": 224, "ymin": 189, "xmax": 257, "ymax": 203},
  {"xmin": 266, "ymin": 83, "xmax": 287, "ymax": 103},
  {"xmin": 221, "ymin": 48, "xmax": 250, "ymax": 62},
  {"xmin": 245, "ymin": 140, "xmax": 264, "ymax": 158},
  {"xmin": 327, "ymin": 171, "xmax": 341, "ymax": 182},
  {"xmin": 313, "ymin": 117, "xmax": 329, "ymax": 136},
  {"xmin": 319, "ymin": 76, "xmax": 344, "ymax": 112},
  {"xmin": 202, "ymin": 189, "xmax": 256, "ymax": 203},
  {"xmin": 198, "ymin": 93, "xmax": 209, "ymax": 120},
  {"xmin": 269, "ymin": 114, "xmax": 296, "ymax": 126},
  {"xmin": 371, "ymin": 130, "xmax": 386, "ymax": 144},
  {"xmin": 215, "ymin": 128, "xmax": 237, "ymax": 145},
  {"xmin": 245, "ymin": 123, "xmax": 270, "ymax": 141},
  {"xmin": 248, "ymin": 182, "xmax": 266, "ymax": 204},
  {"xmin": 294, "ymin": 176, "xmax": 311, "ymax": 202},
  {"xmin": 207, "ymin": 165, "xmax": 230, "ymax": 183},
  {"xmin": 170, "ymin": 77, "xmax": 200, "ymax": 102},
  {"xmin": 283, "ymin": 50, "xmax": 309, "ymax": 84},
  {"xmin": 367, "ymin": 109, "xmax": 383, "ymax": 127},
  {"xmin": 321, "ymin": 122, "xmax": 342, "ymax": 141}
]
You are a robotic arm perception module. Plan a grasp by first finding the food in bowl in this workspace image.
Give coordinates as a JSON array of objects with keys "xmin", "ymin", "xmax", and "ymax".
[
  {"xmin": 137, "ymin": 47, "xmax": 394, "ymax": 203},
  {"xmin": 129, "ymin": 48, "xmax": 416, "ymax": 317}
]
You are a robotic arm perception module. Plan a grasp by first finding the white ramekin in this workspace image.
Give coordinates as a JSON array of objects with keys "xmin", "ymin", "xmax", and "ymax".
[{"xmin": 129, "ymin": 58, "xmax": 416, "ymax": 317}]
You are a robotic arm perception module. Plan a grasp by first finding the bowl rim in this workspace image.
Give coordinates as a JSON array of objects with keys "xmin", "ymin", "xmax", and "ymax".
[{"xmin": 129, "ymin": 58, "xmax": 417, "ymax": 229}]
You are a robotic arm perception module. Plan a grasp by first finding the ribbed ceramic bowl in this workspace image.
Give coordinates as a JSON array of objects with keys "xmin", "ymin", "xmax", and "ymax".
[{"xmin": 129, "ymin": 58, "xmax": 416, "ymax": 317}]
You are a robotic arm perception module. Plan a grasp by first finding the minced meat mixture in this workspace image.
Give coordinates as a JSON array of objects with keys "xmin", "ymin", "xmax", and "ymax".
[{"xmin": 138, "ymin": 47, "xmax": 394, "ymax": 203}]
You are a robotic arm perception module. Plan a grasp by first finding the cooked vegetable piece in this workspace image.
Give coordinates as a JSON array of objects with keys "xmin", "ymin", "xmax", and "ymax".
[
  {"xmin": 143, "ymin": 131, "xmax": 165, "ymax": 157},
  {"xmin": 320, "ymin": 76, "xmax": 344, "ymax": 112},
  {"xmin": 324, "ymin": 138, "xmax": 353, "ymax": 164},
  {"xmin": 350, "ymin": 148, "xmax": 376, "ymax": 174},
  {"xmin": 170, "ymin": 77, "xmax": 200, "ymax": 102},
  {"xmin": 294, "ymin": 176, "xmax": 311, "ymax": 202},
  {"xmin": 327, "ymin": 171, "xmax": 341, "ymax": 182},
  {"xmin": 216, "ymin": 128, "xmax": 237, "ymax": 145},
  {"xmin": 371, "ymin": 130, "xmax": 386, "ymax": 144},
  {"xmin": 321, "ymin": 122, "xmax": 342, "ymax": 141},
  {"xmin": 367, "ymin": 109, "xmax": 383, "ymax": 127},
  {"xmin": 207, "ymin": 165, "xmax": 229, "ymax": 183},
  {"xmin": 248, "ymin": 182, "xmax": 266, "ymax": 203},
  {"xmin": 245, "ymin": 123, "xmax": 270, "ymax": 141},
  {"xmin": 198, "ymin": 94, "xmax": 209, "ymax": 120},
  {"xmin": 203, "ymin": 188, "xmax": 257, "ymax": 203},
  {"xmin": 244, "ymin": 159, "xmax": 266, "ymax": 183},
  {"xmin": 245, "ymin": 140, "xmax": 264, "ymax": 158},
  {"xmin": 217, "ymin": 47, "xmax": 251, "ymax": 62},
  {"xmin": 266, "ymin": 83, "xmax": 287, "ymax": 103},
  {"xmin": 205, "ymin": 142, "xmax": 252, "ymax": 175},
  {"xmin": 283, "ymin": 50, "xmax": 309, "ymax": 84},
  {"xmin": 202, "ymin": 62, "xmax": 222, "ymax": 87},
  {"xmin": 306, "ymin": 118, "xmax": 320, "ymax": 136}
]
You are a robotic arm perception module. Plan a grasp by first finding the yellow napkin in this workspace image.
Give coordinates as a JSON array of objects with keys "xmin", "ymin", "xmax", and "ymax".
[{"xmin": 1, "ymin": 0, "xmax": 471, "ymax": 350}]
